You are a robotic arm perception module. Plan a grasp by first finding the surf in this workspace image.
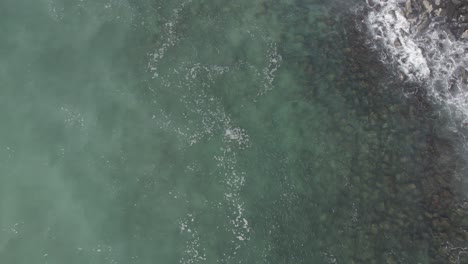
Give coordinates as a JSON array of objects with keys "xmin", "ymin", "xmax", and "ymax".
[{"xmin": 365, "ymin": 0, "xmax": 468, "ymax": 128}]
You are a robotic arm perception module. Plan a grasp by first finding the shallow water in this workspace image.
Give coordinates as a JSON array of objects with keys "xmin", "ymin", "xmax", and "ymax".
[{"xmin": 0, "ymin": 0, "xmax": 462, "ymax": 263}]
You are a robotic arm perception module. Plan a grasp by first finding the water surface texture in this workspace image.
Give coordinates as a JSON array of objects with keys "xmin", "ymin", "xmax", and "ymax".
[{"xmin": 1, "ymin": 0, "xmax": 465, "ymax": 263}]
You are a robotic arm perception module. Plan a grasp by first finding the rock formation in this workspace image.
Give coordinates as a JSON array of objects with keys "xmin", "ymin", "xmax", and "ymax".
[{"xmin": 404, "ymin": 0, "xmax": 468, "ymax": 39}]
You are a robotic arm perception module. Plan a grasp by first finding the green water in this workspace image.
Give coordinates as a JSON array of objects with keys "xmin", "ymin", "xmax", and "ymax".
[{"xmin": 0, "ymin": 0, "xmax": 436, "ymax": 263}]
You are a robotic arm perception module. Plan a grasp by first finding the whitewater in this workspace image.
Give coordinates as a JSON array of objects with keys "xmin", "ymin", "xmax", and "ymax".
[{"xmin": 365, "ymin": 0, "xmax": 468, "ymax": 129}]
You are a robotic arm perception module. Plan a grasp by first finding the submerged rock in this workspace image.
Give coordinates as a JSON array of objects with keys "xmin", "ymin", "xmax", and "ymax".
[{"xmin": 362, "ymin": 0, "xmax": 468, "ymax": 262}]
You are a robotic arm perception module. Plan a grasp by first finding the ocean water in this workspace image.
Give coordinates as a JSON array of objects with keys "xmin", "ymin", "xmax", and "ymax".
[{"xmin": 0, "ymin": 0, "xmax": 466, "ymax": 263}]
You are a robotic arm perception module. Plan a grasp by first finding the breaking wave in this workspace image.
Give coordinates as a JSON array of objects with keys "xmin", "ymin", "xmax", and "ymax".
[{"xmin": 365, "ymin": 0, "xmax": 468, "ymax": 128}]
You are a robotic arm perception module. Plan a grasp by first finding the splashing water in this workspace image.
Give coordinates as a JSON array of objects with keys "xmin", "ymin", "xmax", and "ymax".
[{"xmin": 366, "ymin": 0, "xmax": 468, "ymax": 126}]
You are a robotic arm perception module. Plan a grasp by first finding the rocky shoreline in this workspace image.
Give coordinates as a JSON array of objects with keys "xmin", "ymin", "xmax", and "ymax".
[
  {"xmin": 329, "ymin": 2, "xmax": 468, "ymax": 262},
  {"xmin": 271, "ymin": 1, "xmax": 468, "ymax": 262},
  {"xmin": 404, "ymin": 0, "xmax": 468, "ymax": 39},
  {"xmin": 366, "ymin": 0, "xmax": 468, "ymax": 91},
  {"xmin": 368, "ymin": 0, "xmax": 468, "ymax": 40}
]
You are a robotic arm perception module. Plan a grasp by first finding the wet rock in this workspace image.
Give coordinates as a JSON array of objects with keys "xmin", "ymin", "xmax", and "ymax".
[
  {"xmin": 460, "ymin": 253, "xmax": 468, "ymax": 264},
  {"xmin": 414, "ymin": 13, "xmax": 431, "ymax": 35},
  {"xmin": 394, "ymin": 37, "xmax": 403, "ymax": 48},
  {"xmin": 406, "ymin": 0, "xmax": 468, "ymax": 39},
  {"xmin": 434, "ymin": 7, "xmax": 443, "ymax": 16},
  {"xmin": 405, "ymin": 0, "xmax": 413, "ymax": 15},
  {"xmin": 422, "ymin": 0, "xmax": 433, "ymax": 12},
  {"xmin": 462, "ymin": 29, "xmax": 468, "ymax": 39},
  {"xmin": 459, "ymin": 14, "xmax": 468, "ymax": 23},
  {"xmin": 446, "ymin": 1, "xmax": 458, "ymax": 20}
]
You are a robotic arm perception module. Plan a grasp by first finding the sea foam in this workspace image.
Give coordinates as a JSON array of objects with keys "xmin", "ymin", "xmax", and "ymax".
[{"xmin": 366, "ymin": 0, "xmax": 468, "ymax": 126}]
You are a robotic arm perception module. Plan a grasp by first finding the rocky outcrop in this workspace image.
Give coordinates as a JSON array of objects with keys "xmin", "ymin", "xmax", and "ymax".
[
  {"xmin": 404, "ymin": 0, "xmax": 468, "ymax": 39},
  {"xmin": 362, "ymin": 0, "xmax": 468, "ymax": 262}
]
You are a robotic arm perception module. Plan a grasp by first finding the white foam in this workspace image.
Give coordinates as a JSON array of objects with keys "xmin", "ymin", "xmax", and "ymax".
[
  {"xmin": 259, "ymin": 42, "xmax": 282, "ymax": 95},
  {"xmin": 179, "ymin": 214, "xmax": 207, "ymax": 264},
  {"xmin": 144, "ymin": 4, "xmax": 283, "ymax": 260},
  {"xmin": 47, "ymin": 0, "xmax": 65, "ymax": 21},
  {"xmin": 366, "ymin": 0, "xmax": 468, "ymax": 125},
  {"xmin": 366, "ymin": 0, "xmax": 430, "ymax": 81},
  {"xmin": 224, "ymin": 127, "xmax": 250, "ymax": 147},
  {"xmin": 59, "ymin": 106, "xmax": 86, "ymax": 128},
  {"xmin": 147, "ymin": 0, "xmax": 193, "ymax": 79}
]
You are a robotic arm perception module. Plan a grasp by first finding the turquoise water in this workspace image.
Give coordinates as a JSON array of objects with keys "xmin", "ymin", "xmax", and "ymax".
[{"xmin": 0, "ymin": 0, "xmax": 451, "ymax": 263}]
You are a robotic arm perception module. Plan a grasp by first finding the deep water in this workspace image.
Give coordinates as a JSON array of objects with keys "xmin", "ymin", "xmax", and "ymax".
[{"xmin": 0, "ymin": 0, "xmax": 466, "ymax": 263}]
